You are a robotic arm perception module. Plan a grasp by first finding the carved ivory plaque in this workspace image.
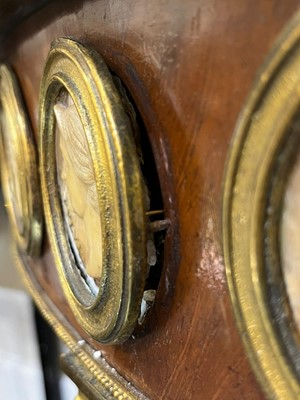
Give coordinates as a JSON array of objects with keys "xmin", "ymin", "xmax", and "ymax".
[
  {"xmin": 281, "ymin": 152, "xmax": 300, "ymax": 331},
  {"xmin": 55, "ymin": 93, "xmax": 102, "ymax": 295}
]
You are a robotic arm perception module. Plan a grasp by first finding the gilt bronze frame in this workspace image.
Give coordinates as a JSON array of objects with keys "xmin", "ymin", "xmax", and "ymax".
[
  {"xmin": 39, "ymin": 38, "xmax": 147, "ymax": 344},
  {"xmin": 0, "ymin": 64, "xmax": 43, "ymax": 256},
  {"xmin": 223, "ymin": 11, "xmax": 300, "ymax": 400}
]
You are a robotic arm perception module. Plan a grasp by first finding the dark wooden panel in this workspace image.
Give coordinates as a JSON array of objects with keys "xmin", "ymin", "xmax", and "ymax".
[
  {"xmin": 2, "ymin": 1, "xmax": 299, "ymax": 398},
  {"xmin": 0, "ymin": 0, "xmax": 53, "ymax": 42}
]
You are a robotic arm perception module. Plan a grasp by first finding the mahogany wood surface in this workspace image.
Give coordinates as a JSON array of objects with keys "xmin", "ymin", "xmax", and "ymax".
[{"xmin": 1, "ymin": 1, "xmax": 299, "ymax": 398}]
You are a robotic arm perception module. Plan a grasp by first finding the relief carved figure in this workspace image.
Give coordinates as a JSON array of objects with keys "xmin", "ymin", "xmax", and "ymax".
[
  {"xmin": 281, "ymin": 152, "xmax": 300, "ymax": 331},
  {"xmin": 54, "ymin": 95, "xmax": 103, "ymax": 283}
]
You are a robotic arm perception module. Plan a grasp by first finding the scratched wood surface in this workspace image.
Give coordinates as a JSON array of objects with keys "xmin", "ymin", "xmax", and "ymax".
[{"xmin": 1, "ymin": 1, "xmax": 300, "ymax": 398}]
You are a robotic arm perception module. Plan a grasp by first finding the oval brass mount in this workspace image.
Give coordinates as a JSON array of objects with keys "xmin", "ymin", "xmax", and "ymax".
[
  {"xmin": 0, "ymin": 64, "xmax": 43, "ymax": 256},
  {"xmin": 223, "ymin": 11, "xmax": 300, "ymax": 399},
  {"xmin": 39, "ymin": 38, "xmax": 148, "ymax": 344}
]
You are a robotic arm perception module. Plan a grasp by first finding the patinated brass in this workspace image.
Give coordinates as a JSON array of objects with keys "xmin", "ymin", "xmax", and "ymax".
[
  {"xmin": 75, "ymin": 393, "xmax": 89, "ymax": 400},
  {"xmin": 223, "ymin": 11, "xmax": 300, "ymax": 399},
  {"xmin": 0, "ymin": 65, "xmax": 43, "ymax": 256},
  {"xmin": 61, "ymin": 350, "xmax": 145, "ymax": 400},
  {"xmin": 39, "ymin": 38, "xmax": 147, "ymax": 344},
  {"xmin": 15, "ymin": 253, "xmax": 147, "ymax": 400}
]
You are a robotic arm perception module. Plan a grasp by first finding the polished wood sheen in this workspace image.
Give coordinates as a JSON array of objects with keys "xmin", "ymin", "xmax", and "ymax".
[{"xmin": 1, "ymin": 1, "xmax": 300, "ymax": 398}]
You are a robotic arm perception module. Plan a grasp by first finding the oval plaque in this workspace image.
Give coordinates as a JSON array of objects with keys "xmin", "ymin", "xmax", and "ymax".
[
  {"xmin": 39, "ymin": 38, "xmax": 147, "ymax": 343},
  {"xmin": 0, "ymin": 65, "xmax": 43, "ymax": 256},
  {"xmin": 223, "ymin": 11, "xmax": 300, "ymax": 400}
]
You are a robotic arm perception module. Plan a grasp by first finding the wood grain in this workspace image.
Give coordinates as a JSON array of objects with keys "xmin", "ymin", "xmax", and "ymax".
[{"xmin": 1, "ymin": 1, "xmax": 299, "ymax": 398}]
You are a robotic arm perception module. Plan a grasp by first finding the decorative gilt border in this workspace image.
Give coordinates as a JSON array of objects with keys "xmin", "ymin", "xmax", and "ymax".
[
  {"xmin": 223, "ymin": 10, "xmax": 300, "ymax": 400},
  {"xmin": 16, "ymin": 252, "xmax": 148, "ymax": 400},
  {"xmin": 39, "ymin": 38, "xmax": 147, "ymax": 344},
  {"xmin": 0, "ymin": 64, "xmax": 43, "ymax": 256}
]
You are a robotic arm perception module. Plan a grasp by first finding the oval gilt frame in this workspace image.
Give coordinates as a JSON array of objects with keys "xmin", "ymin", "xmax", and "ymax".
[
  {"xmin": 0, "ymin": 64, "xmax": 43, "ymax": 256},
  {"xmin": 223, "ymin": 11, "xmax": 300, "ymax": 399},
  {"xmin": 39, "ymin": 38, "xmax": 147, "ymax": 344}
]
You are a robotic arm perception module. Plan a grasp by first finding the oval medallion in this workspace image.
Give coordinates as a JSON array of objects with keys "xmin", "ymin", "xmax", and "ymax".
[
  {"xmin": 39, "ymin": 38, "xmax": 147, "ymax": 343},
  {"xmin": 0, "ymin": 65, "xmax": 43, "ymax": 256},
  {"xmin": 223, "ymin": 11, "xmax": 300, "ymax": 399}
]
